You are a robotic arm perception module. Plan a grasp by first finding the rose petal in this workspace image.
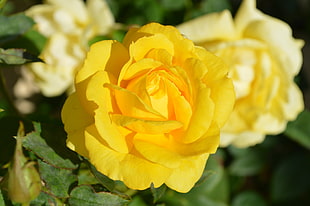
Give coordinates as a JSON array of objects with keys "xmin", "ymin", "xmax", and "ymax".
[
  {"xmin": 176, "ymin": 124, "xmax": 220, "ymax": 156},
  {"xmin": 281, "ymin": 83, "xmax": 304, "ymax": 120},
  {"xmin": 177, "ymin": 10, "xmax": 236, "ymax": 43},
  {"xmin": 183, "ymin": 85, "xmax": 215, "ymax": 143},
  {"xmin": 46, "ymin": 0, "xmax": 88, "ymax": 24},
  {"xmin": 61, "ymin": 93, "xmax": 92, "ymax": 157},
  {"xmin": 244, "ymin": 19, "xmax": 303, "ymax": 76},
  {"xmin": 106, "ymin": 84, "xmax": 165, "ymax": 120},
  {"xmin": 220, "ymin": 131, "xmax": 265, "ymax": 148},
  {"xmin": 133, "ymin": 139, "xmax": 182, "ymax": 168},
  {"xmin": 129, "ymin": 34, "xmax": 174, "ymax": 62},
  {"xmin": 207, "ymin": 78, "xmax": 235, "ymax": 127},
  {"xmin": 165, "ymin": 153, "xmax": 209, "ymax": 193},
  {"xmin": 234, "ymin": 0, "xmax": 264, "ymax": 34},
  {"xmin": 85, "ymin": 125, "xmax": 126, "ymax": 180},
  {"xmin": 86, "ymin": 0, "xmax": 115, "ymax": 35},
  {"xmin": 80, "ymin": 71, "xmax": 130, "ymax": 153},
  {"xmin": 124, "ymin": 23, "xmax": 195, "ymax": 65},
  {"xmin": 112, "ymin": 114, "xmax": 183, "ymax": 134},
  {"xmin": 76, "ymin": 40, "xmax": 129, "ymax": 84},
  {"xmin": 119, "ymin": 153, "xmax": 171, "ymax": 189},
  {"xmin": 120, "ymin": 58, "xmax": 162, "ymax": 82}
]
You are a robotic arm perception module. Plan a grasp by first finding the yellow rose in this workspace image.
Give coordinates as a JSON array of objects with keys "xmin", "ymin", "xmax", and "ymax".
[
  {"xmin": 177, "ymin": 0, "xmax": 304, "ymax": 147},
  {"xmin": 61, "ymin": 23, "xmax": 235, "ymax": 192},
  {"xmin": 24, "ymin": 0, "xmax": 115, "ymax": 97}
]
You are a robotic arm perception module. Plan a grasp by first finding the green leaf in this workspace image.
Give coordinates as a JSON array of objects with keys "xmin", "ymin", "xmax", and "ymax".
[
  {"xmin": 151, "ymin": 184, "xmax": 167, "ymax": 203},
  {"xmin": 195, "ymin": 154, "xmax": 224, "ymax": 191},
  {"xmin": 285, "ymin": 109, "xmax": 310, "ymax": 149},
  {"xmin": 86, "ymin": 160, "xmax": 115, "ymax": 192},
  {"xmin": 128, "ymin": 196, "xmax": 148, "ymax": 206},
  {"xmin": 77, "ymin": 163, "xmax": 99, "ymax": 185},
  {"xmin": 185, "ymin": 0, "xmax": 231, "ymax": 20},
  {"xmin": 68, "ymin": 185, "xmax": 129, "ymax": 206},
  {"xmin": 30, "ymin": 192, "xmax": 57, "ymax": 206},
  {"xmin": 111, "ymin": 30, "xmax": 126, "ymax": 43},
  {"xmin": 38, "ymin": 160, "xmax": 77, "ymax": 198},
  {"xmin": 231, "ymin": 191, "xmax": 267, "ymax": 206},
  {"xmin": 200, "ymin": 0, "xmax": 231, "ymax": 13},
  {"xmin": 3, "ymin": 29, "xmax": 47, "ymax": 56},
  {"xmin": 206, "ymin": 170, "xmax": 230, "ymax": 203},
  {"xmin": 159, "ymin": 0, "xmax": 187, "ymax": 10},
  {"xmin": 23, "ymin": 122, "xmax": 79, "ymax": 170},
  {"xmin": 0, "ymin": 48, "xmax": 42, "ymax": 65},
  {"xmin": 0, "ymin": 13, "xmax": 34, "ymax": 45},
  {"xmin": 228, "ymin": 148, "xmax": 264, "ymax": 176},
  {"xmin": 270, "ymin": 152, "xmax": 310, "ymax": 202}
]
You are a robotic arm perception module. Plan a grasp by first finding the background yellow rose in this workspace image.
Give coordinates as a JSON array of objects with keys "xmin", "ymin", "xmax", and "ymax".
[
  {"xmin": 23, "ymin": 0, "xmax": 116, "ymax": 97},
  {"xmin": 177, "ymin": 0, "xmax": 304, "ymax": 147},
  {"xmin": 61, "ymin": 22, "xmax": 235, "ymax": 192}
]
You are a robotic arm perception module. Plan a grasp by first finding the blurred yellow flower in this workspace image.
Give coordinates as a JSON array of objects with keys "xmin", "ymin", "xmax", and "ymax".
[
  {"xmin": 178, "ymin": 0, "xmax": 304, "ymax": 147},
  {"xmin": 61, "ymin": 23, "xmax": 235, "ymax": 192},
  {"xmin": 24, "ymin": 0, "xmax": 116, "ymax": 97}
]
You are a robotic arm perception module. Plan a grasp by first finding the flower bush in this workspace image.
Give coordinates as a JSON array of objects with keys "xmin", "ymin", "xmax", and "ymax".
[
  {"xmin": 1, "ymin": 0, "xmax": 309, "ymax": 205},
  {"xmin": 23, "ymin": 0, "xmax": 116, "ymax": 97},
  {"xmin": 61, "ymin": 22, "xmax": 235, "ymax": 192},
  {"xmin": 177, "ymin": 0, "xmax": 304, "ymax": 147}
]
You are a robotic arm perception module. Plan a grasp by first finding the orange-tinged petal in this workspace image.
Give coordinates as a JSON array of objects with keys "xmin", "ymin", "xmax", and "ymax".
[
  {"xmin": 120, "ymin": 58, "xmax": 162, "ymax": 82},
  {"xmin": 165, "ymin": 153, "xmax": 209, "ymax": 193},
  {"xmin": 165, "ymin": 77, "xmax": 192, "ymax": 128},
  {"xmin": 105, "ymin": 84, "xmax": 165, "ymax": 120},
  {"xmin": 125, "ymin": 74, "xmax": 152, "ymax": 107}
]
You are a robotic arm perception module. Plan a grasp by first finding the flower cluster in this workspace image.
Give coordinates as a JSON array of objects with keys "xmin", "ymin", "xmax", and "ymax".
[
  {"xmin": 61, "ymin": 22, "xmax": 235, "ymax": 192},
  {"xmin": 10, "ymin": 0, "xmax": 303, "ymax": 195},
  {"xmin": 178, "ymin": 0, "xmax": 304, "ymax": 147},
  {"xmin": 23, "ymin": 0, "xmax": 116, "ymax": 97}
]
